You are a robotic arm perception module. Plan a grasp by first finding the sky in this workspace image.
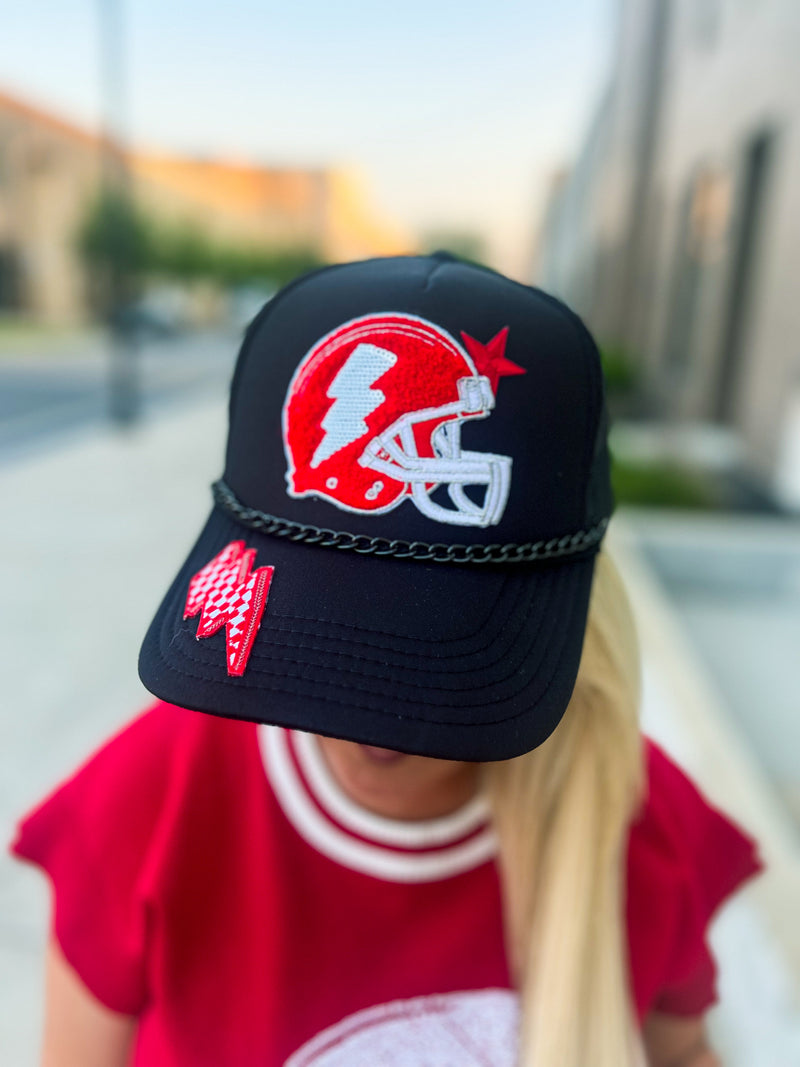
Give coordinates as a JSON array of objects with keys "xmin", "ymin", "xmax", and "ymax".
[{"xmin": 1, "ymin": 0, "xmax": 616, "ymax": 274}]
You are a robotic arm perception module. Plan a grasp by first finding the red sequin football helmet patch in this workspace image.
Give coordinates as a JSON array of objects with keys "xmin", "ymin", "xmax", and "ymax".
[{"xmin": 282, "ymin": 313, "xmax": 524, "ymax": 527}]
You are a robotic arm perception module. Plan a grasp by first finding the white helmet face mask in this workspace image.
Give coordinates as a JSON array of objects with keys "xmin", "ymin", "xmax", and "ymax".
[
  {"xmin": 361, "ymin": 378, "xmax": 512, "ymax": 527},
  {"xmin": 283, "ymin": 314, "xmax": 523, "ymax": 528}
]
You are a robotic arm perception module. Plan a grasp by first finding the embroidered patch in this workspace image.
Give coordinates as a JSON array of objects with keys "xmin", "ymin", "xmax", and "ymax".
[
  {"xmin": 184, "ymin": 541, "xmax": 274, "ymax": 676},
  {"xmin": 282, "ymin": 313, "xmax": 525, "ymax": 528}
]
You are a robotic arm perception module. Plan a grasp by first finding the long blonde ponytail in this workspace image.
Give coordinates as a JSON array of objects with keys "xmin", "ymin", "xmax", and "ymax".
[{"xmin": 484, "ymin": 551, "xmax": 644, "ymax": 1067}]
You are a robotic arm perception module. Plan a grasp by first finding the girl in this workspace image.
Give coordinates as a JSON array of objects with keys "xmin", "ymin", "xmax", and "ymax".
[{"xmin": 13, "ymin": 254, "xmax": 760, "ymax": 1066}]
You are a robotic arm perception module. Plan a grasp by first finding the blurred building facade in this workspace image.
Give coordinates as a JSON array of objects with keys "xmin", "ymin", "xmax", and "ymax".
[
  {"xmin": 539, "ymin": 0, "xmax": 800, "ymax": 508},
  {"xmin": 0, "ymin": 90, "xmax": 409, "ymax": 325}
]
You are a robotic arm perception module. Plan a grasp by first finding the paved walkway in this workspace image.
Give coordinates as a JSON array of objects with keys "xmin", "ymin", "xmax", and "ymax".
[
  {"xmin": 1, "ymin": 396, "xmax": 227, "ymax": 1063},
  {"xmin": 1, "ymin": 397, "xmax": 798, "ymax": 1064}
]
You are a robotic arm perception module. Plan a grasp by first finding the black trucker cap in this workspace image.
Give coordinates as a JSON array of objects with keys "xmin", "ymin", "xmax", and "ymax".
[{"xmin": 139, "ymin": 253, "xmax": 613, "ymax": 761}]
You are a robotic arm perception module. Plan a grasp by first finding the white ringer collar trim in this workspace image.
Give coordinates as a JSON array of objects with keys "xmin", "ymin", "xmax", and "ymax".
[
  {"xmin": 291, "ymin": 728, "xmax": 491, "ymax": 849},
  {"xmin": 259, "ymin": 726, "xmax": 497, "ymax": 884}
]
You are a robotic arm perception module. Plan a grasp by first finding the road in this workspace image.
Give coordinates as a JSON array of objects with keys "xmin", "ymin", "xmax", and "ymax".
[{"xmin": 0, "ymin": 329, "xmax": 238, "ymax": 462}]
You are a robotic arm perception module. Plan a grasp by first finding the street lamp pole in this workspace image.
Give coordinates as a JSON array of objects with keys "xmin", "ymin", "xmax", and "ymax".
[{"xmin": 98, "ymin": 0, "xmax": 140, "ymax": 425}]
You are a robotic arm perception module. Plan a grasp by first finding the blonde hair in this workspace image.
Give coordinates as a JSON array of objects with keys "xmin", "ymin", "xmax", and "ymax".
[{"xmin": 484, "ymin": 551, "xmax": 644, "ymax": 1067}]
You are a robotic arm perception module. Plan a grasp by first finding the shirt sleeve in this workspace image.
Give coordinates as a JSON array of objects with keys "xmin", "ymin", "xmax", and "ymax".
[
  {"xmin": 645, "ymin": 742, "xmax": 763, "ymax": 1016},
  {"xmin": 9, "ymin": 702, "xmax": 186, "ymax": 1015}
]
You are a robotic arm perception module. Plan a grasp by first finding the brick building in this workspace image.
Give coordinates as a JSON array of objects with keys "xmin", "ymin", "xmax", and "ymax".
[{"xmin": 0, "ymin": 90, "xmax": 409, "ymax": 323}]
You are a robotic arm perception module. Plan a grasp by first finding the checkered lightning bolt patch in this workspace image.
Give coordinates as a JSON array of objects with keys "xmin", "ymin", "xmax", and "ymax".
[{"xmin": 184, "ymin": 541, "xmax": 274, "ymax": 676}]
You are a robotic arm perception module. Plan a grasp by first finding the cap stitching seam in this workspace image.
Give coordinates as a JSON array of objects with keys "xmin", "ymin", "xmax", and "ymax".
[
  {"xmin": 171, "ymin": 582, "xmax": 549, "ymax": 695},
  {"xmin": 265, "ymin": 572, "xmax": 514, "ymax": 645},
  {"xmin": 158, "ymin": 556, "xmax": 567, "ymax": 703},
  {"xmin": 153, "ymin": 571, "xmax": 571, "ymax": 728},
  {"xmin": 250, "ymin": 569, "xmax": 531, "ymax": 657},
  {"xmin": 214, "ymin": 505, "xmax": 518, "ymax": 645},
  {"xmin": 244, "ymin": 578, "xmax": 543, "ymax": 680},
  {"xmin": 254, "ymin": 594, "xmax": 529, "ymax": 661}
]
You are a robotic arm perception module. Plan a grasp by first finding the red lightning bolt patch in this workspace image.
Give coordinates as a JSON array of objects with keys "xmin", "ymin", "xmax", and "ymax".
[{"xmin": 184, "ymin": 541, "xmax": 274, "ymax": 676}]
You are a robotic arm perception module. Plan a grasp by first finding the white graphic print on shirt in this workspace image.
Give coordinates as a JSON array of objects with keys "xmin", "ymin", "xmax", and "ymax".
[{"xmin": 285, "ymin": 989, "xmax": 518, "ymax": 1067}]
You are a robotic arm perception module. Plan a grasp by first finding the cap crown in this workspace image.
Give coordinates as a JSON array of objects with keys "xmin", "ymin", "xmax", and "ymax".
[{"xmin": 224, "ymin": 255, "xmax": 613, "ymax": 549}]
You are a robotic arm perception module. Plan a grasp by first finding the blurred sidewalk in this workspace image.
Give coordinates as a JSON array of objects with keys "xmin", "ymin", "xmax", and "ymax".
[
  {"xmin": 1, "ymin": 397, "xmax": 799, "ymax": 1064},
  {"xmin": 1, "ymin": 395, "xmax": 228, "ymax": 1064}
]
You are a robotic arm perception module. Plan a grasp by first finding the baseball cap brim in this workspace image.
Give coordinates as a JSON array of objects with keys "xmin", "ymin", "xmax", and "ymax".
[{"xmin": 138, "ymin": 504, "xmax": 596, "ymax": 762}]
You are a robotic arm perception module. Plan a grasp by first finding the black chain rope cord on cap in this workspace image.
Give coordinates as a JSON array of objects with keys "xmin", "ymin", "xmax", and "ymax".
[{"xmin": 211, "ymin": 480, "xmax": 609, "ymax": 565}]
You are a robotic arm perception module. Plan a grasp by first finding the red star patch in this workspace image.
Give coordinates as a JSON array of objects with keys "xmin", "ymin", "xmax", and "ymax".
[{"xmin": 461, "ymin": 327, "xmax": 526, "ymax": 395}]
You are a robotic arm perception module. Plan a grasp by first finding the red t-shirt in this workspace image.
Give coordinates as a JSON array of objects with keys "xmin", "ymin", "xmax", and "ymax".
[{"xmin": 11, "ymin": 702, "xmax": 760, "ymax": 1066}]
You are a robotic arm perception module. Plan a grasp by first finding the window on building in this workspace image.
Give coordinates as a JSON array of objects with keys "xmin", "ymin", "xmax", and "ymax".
[
  {"xmin": 714, "ymin": 128, "xmax": 776, "ymax": 424},
  {"xmin": 661, "ymin": 171, "xmax": 707, "ymax": 389},
  {"xmin": 0, "ymin": 248, "xmax": 22, "ymax": 310},
  {"xmin": 661, "ymin": 165, "xmax": 734, "ymax": 411}
]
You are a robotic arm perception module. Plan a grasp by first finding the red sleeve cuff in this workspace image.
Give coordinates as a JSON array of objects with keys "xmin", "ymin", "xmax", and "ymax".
[
  {"xmin": 11, "ymin": 819, "xmax": 147, "ymax": 1016},
  {"xmin": 645, "ymin": 744, "xmax": 764, "ymax": 1015}
]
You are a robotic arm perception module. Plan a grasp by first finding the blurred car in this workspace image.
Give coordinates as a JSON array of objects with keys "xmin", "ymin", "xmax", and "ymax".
[{"xmin": 110, "ymin": 288, "xmax": 187, "ymax": 341}]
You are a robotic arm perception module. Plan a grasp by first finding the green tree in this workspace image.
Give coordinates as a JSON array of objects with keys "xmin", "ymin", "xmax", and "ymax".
[
  {"xmin": 78, "ymin": 191, "xmax": 326, "ymax": 304},
  {"xmin": 77, "ymin": 189, "xmax": 150, "ymax": 316}
]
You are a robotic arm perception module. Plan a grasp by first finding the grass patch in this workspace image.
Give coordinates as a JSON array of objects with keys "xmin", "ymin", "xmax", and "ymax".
[
  {"xmin": 0, "ymin": 317, "xmax": 94, "ymax": 355},
  {"xmin": 611, "ymin": 456, "xmax": 721, "ymax": 509}
]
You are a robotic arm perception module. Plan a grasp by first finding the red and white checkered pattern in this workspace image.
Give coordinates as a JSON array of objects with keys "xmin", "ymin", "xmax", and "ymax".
[{"xmin": 184, "ymin": 541, "xmax": 274, "ymax": 676}]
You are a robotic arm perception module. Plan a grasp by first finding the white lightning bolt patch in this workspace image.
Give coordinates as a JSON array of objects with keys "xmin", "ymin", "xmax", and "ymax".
[{"xmin": 310, "ymin": 343, "xmax": 397, "ymax": 468}]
